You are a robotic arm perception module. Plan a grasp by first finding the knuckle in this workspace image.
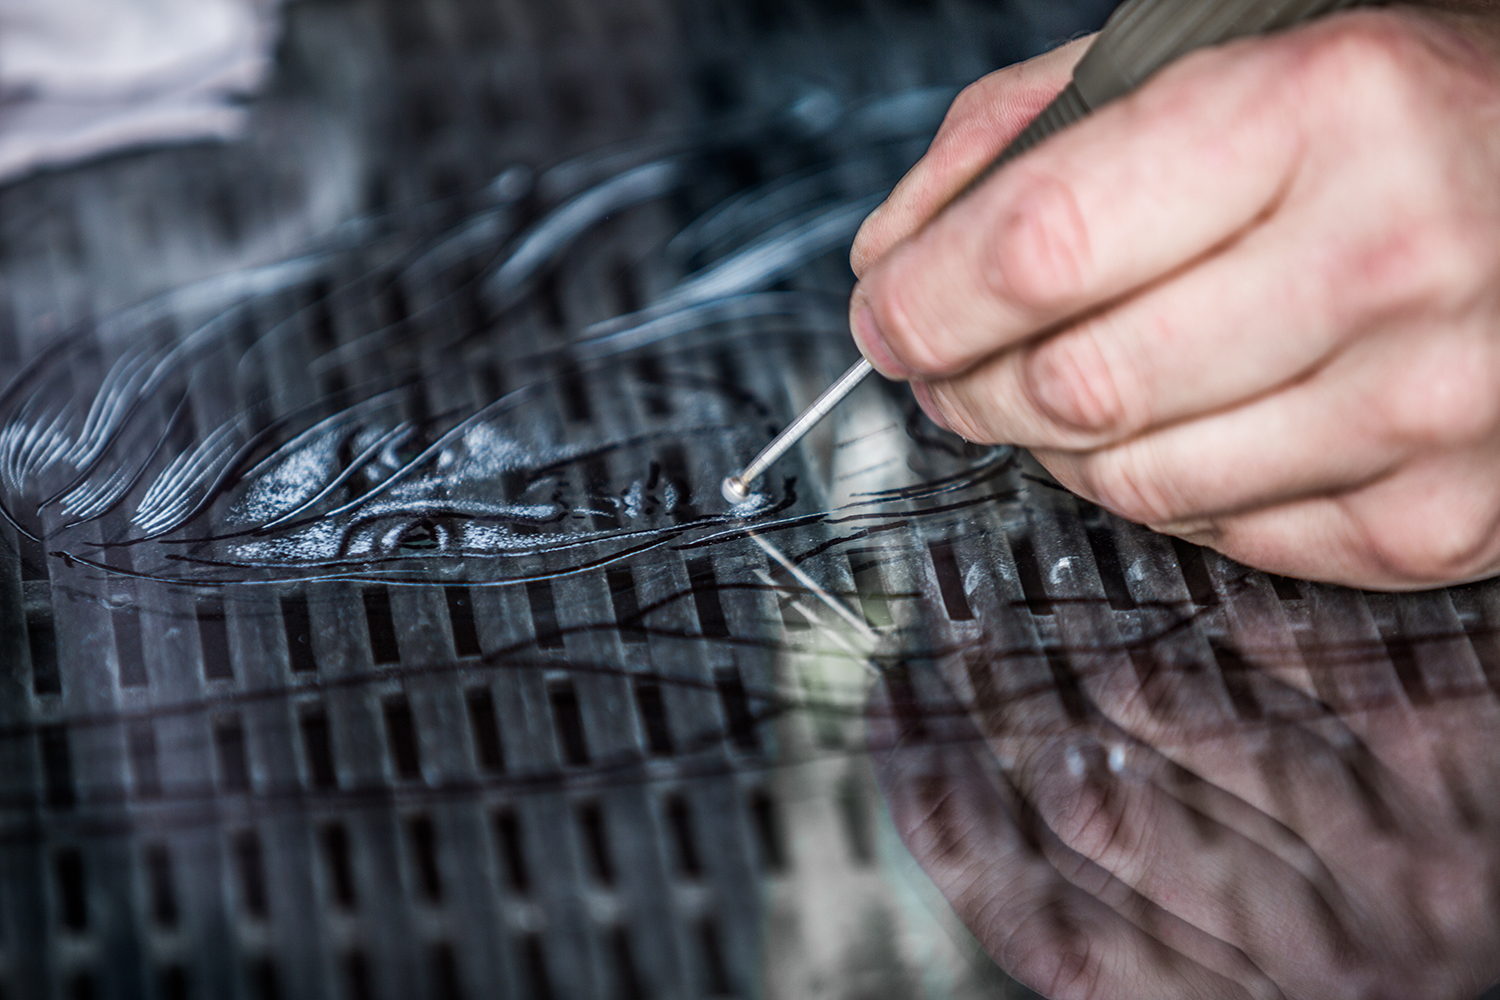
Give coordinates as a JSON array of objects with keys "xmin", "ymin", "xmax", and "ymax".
[
  {"xmin": 1056, "ymin": 779, "xmax": 1135, "ymax": 869},
  {"xmin": 1361, "ymin": 497, "xmax": 1500, "ymax": 585},
  {"xmin": 864, "ymin": 265, "xmax": 954, "ymax": 376},
  {"xmin": 999, "ymin": 906, "xmax": 1106, "ymax": 1000},
  {"xmin": 1038, "ymin": 940, "xmax": 1105, "ymax": 1000},
  {"xmin": 1084, "ymin": 450, "xmax": 1179, "ymax": 527},
  {"xmin": 1289, "ymin": 15, "xmax": 1424, "ymax": 105},
  {"xmin": 1374, "ymin": 342, "xmax": 1499, "ymax": 449},
  {"xmin": 1024, "ymin": 323, "xmax": 1136, "ymax": 435},
  {"xmin": 927, "ymin": 381, "xmax": 993, "ymax": 445},
  {"xmin": 984, "ymin": 172, "xmax": 1092, "ymax": 314}
]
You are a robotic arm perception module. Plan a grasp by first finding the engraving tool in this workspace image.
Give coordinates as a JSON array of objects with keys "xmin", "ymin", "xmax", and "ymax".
[{"xmin": 723, "ymin": 0, "xmax": 1377, "ymax": 506}]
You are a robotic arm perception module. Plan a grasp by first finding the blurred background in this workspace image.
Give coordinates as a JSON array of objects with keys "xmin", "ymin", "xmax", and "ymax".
[{"xmin": 0, "ymin": 2, "xmax": 1122, "ymax": 999}]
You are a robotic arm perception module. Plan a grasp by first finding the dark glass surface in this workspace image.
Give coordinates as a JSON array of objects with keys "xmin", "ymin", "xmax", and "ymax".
[{"xmin": 1, "ymin": 1, "xmax": 1498, "ymax": 998}]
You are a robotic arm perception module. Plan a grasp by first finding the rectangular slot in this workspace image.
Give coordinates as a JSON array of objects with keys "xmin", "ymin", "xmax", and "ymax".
[
  {"xmin": 55, "ymin": 848, "xmax": 87, "ymax": 931},
  {"xmin": 1007, "ymin": 535, "xmax": 1054, "ymax": 617},
  {"xmin": 699, "ymin": 918, "xmax": 732, "ymax": 998},
  {"xmin": 610, "ymin": 927, "xmax": 644, "ymax": 1000},
  {"xmin": 298, "ymin": 708, "xmax": 338, "ymax": 790},
  {"xmin": 664, "ymin": 795, "xmax": 701, "ymax": 878},
  {"xmin": 1083, "ymin": 523, "xmax": 1137, "ymax": 612},
  {"xmin": 196, "ymin": 600, "xmax": 234, "ymax": 680},
  {"xmin": 160, "ymin": 966, "xmax": 189, "ymax": 1000},
  {"xmin": 548, "ymin": 683, "xmax": 589, "ymax": 766},
  {"xmin": 494, "ymin": 809, "xmax": 530, "ymax": 896},
  {"xmin": 384, "ymin": 279, "xmax": 409, "ymax": 325},
  {"xmin": 1210, "ymin": 640, "xmax": 1266, "ymax": 720},
  {"xmin": 607, "ymin": 568, "xmax": 647, "ymax": 644},
  {"xmin": 577, "ymin": 803, "xmax": 615, "ymax": 887},
  {"xmin": 558, "ymin": 365, "xmax": 592, "ymax": 423},
  {"xmin": 749, "ymin": 789, "xmax": 787, "ymax": 873},
  {"xmin": 848, "ymin": 555, "xmax": 893, "ymax": 629},
  {"xmin": 126, "ymin": 720, "xmax": 161, "ymax": 799},
  {"xmin": 429, "ymin": 944, "xmax": 463, "ymax": 1000},
  {"xmin": 585, "ymin": 456, "xmax": 620, "ymax": 530},
  {"xmin": 659, "ymin": 444, "xmax": 695, "ymax": 519},
  {"xmin": 614, "ymin": 266, "xmax": 643, "ymax": 317},
  {"xmin": 39, "ymin": 725, "xmax": 75, "ymax": 810},
  {"xmin": 687, "ymin": 559, "xmax": 730, "ymax": 638},
  {"xmin": 928, "ymin": 540, "xmax": 975, "ymax": 622},
  {"xmin": 320, "ymin": 823, "xmax": 357, "ymax": 910},
  {"xmin": 279, "ymin": 595, "xmax": 317, "ymax": 674},
  {"xmin": 383, "ymin": 697, "xmax": 423, "ymax": 780},
  {"xmin": 1046, "ymin": 649, "xmax": 1090, "ymax": 723},
  {"xmin": 28, "ymin": 611, "xmax": 60, "ymax": 694},
  {"xmin": 634, "ymin": 354, "xmax": 672, "ymax": 416},
  {"xmin": 19, "ymin": 533, "xmax": 48, "ymax": 581},
  {"xmin": 1383, "ymin": 635, "xmax": 1432, "ymax": 708},
  {"xmin": 113, "ymin": 608, "xmax": 149, "ymax": 687},
  {"xmin": 445, "ymin": 586, "xmax": 483, "ymax": 658},
  {"xmin": 144, "ymin": 843, "xmax": 178, "ymax": 927},
  {"xmin": 883, "ymin": 663, "xmax": 928, "ymax": 742},
  {"xmin": 68, "ymin": 974, "xmax": 94, "ymax": 1000},
  {"xmin": 1267, "ymin": 573, "xmax": 1305, "ymax": 602},
  {"xmin": 343, "ymin": 952, "xmax": 372, "ymax": 1000},
  {"xmin": 308, "ymin": 280, "xmax": 338, "ymax": 351},
  {"xmin": 1170, "ymin": 537, "xmax": 1220, "ymax": 607},
  {"xmin": 526, "ymin": 580, "xmax": 565, "ymax": 650},
  {"xmin": 408, "ymin": 815, "xmax": 444, "ymax": 903},
  {"xmin": 965, "ymin": 654, "xmax": 1002, "ymax": 716},
  {"xmin": 232, "ymin": 830, "xmax": 268, "ymax": 918},
  {"xmin": 633, "ymin": 682, "xmax": 673, "ymax": 757},
  {"xmin": 837, "ymin": 776, "xmax": 874, "ymax": 866},
  {"xmin": 715, "ymin": 669, "xmax": 758, "ymax": 751},
  {"xmin": 465, "ymin": 688, "xmax": 506, "ymax": 774},
  {"xmin": 521, "ymin": 935, "xmax": 554, "ymax": 1000},
  {"xmin": 362, "ymin": 587, "xmax": 401, "ymax": 665},
  {"xmin": 249, "ymin": 958, "xmax": 278, "ymax": 1000},
  {"xmin": 214, "ymin": 716, "xmax": 251, "ymax": 792}
]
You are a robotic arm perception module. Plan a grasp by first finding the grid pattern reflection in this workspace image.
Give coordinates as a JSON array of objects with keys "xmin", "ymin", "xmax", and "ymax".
[
  {"xmin": 4, "ymin": 1, "xmax": 1498, "ymax": 1000},
  {"xmin": 0, "ymin": 2, "xmax": 1062, "ymax": 998}
]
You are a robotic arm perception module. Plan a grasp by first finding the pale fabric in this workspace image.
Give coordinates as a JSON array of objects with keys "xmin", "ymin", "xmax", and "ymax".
[{"xmin": 0, "ymin": 0, "xmax": 279, "ymax": 182}]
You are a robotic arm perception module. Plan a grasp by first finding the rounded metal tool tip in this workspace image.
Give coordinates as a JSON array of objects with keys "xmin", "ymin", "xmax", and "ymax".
[{"xmin": 722, "ymin": 476, "xmax": 750, "ymax": 505}]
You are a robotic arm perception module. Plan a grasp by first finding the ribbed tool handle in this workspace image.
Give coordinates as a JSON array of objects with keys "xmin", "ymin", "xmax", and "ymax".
[
  {"xmin": 966, "ymin": 0, "xmax": 1378, "ymax": 192},
  {"xmin": 1075, "ymin": 0, "xmax": 1376, "ymax": 105}
]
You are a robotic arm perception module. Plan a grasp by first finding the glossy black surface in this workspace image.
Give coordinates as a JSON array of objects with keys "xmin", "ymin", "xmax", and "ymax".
[{"xmin": 2, "ymin": 1, "xmax": 1498, "ymax": 998}]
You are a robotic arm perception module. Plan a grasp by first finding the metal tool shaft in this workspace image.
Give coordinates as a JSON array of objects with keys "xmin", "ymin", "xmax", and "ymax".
[{"xmin": 723, "ymin": 358, "xmax": 873, "ymax": 502}]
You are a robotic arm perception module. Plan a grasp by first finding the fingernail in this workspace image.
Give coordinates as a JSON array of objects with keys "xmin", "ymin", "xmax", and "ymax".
[
  {"xmin": 910, "ymin": 380, "xmax": 953, "ymax": 432},
  {"xmin": 852, "ymin": 301, "xmax": 908, "ymax": 378}
]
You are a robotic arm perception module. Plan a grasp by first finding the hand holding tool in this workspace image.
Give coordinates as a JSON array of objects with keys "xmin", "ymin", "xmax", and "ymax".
[{"xmin": 723, "ymin": 0, "xmax": 1378, "ymax": 506}]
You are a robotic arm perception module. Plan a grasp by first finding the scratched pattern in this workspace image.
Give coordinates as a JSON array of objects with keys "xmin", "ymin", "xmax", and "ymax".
[{"xmin": 2, "ymin": 0, "xmax": 1499, "ymax": 998}]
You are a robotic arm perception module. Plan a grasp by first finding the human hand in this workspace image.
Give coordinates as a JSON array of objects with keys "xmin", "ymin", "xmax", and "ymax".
[
  {"xmin": 871, "ymin": 607, "xmax": 1500, "ymax": 999},
  {"xmin": 850, "ymin": 7, "xmax": 1500, "ymax": 591}
]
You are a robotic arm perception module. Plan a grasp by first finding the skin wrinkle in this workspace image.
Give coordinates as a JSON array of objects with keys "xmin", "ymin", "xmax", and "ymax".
[
  {"xmin": 1038, "ymin": 840, "xmax": 1267, "ymax": 1000},
  {"xmin": 983, "ymin": 171, "xmax": 1096, "ymax": 320},
  {"xmin": 1054, "ymin": 754, "xmax": 1352, "ymax": 974}
]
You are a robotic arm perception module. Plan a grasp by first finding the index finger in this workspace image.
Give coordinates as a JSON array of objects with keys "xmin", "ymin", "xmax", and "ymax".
[
  {"xmin": 851, "ymin": 33, "xmax": 1307, "ymax": 381},
  {"xmin": 850, "ymin": 36, "xmax": 1092, "ymax": 278}
]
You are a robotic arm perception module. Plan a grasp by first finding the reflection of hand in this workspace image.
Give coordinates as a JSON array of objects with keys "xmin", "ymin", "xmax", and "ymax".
[
  {"xmin": 850, "ymin": 7, "xmax": 1500, "ymax": 590},
  {"xmin": 872, "ymin": 633, "xmax": 1500, "ymax": 999}
]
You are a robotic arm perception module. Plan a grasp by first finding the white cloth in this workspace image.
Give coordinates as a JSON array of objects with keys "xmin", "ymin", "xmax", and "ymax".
[{"xmin": 0, "ymin": 0, "xmax": 279, "ymax": 183}]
